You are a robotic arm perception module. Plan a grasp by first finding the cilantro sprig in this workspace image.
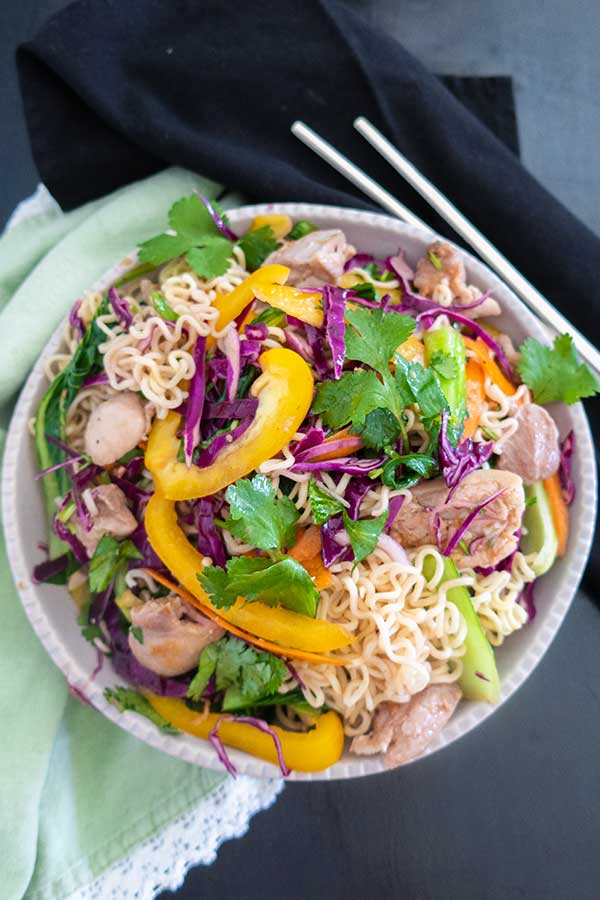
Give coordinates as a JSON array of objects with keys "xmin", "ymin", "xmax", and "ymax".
[
  {"xmin": 223, "ymin": 475, "xmax": 298, "ymax": 551},
  {"xmin": 88, "ymin": 535, "xmax": 142, "ymax": 595},
  {"xmin": 105, "ymin": 687, "xmax": 178, "ymax": 734},
  {"xmin": 517, "ymin": 333, "xmax": 599, "ymax": 405},
  {"xmin": 308, "ymin": 477, "xmax": 388, "ymax": 566}
]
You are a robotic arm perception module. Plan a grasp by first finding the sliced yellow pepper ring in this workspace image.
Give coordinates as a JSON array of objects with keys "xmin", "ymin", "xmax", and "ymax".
[
  {"xmin": 211, "ymin": 264, "xmax": 289, "ymax": 335},
  {"xmin": 145, "ymin": 347, "xmax": 314, "ymax": 500},
  {"xmin": 144, "ymin": 492, "xmax": 353, "ymax": 655},
  {"xmin": 248, "ymin": 214, "xmax": 293, "ymax": 240},
  {"xmin": 252, "ymin": 283, "xmax": 324, "ymax": 327},
  {"xmin": 145, "ymin": 694, "xmax": 345, "ymax": 773}
]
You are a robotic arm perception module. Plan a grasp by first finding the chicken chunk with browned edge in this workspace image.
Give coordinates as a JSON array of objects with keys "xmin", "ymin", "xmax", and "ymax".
[
  {"xmin": 496, "ymin": 403, "xmax": 560, "ymax": 484},
  {"xmin": 129, "ymin": 595, "xmax": 225, "ymax": 677},
  {"xmin": 351, "ymin": 683, "xmax": 462, "ymax": 768},
  {"xmin": 414, "ymin": 241, "xmax": 500, "ymax": 318},
  {"xmin": 264, "ymin": 229, "xmax": 355, "ymax": 288},
  {"xmin": 389, "ymin": 469, "xmax": 525, "ymax": 569},
  {"xmin": 74, "ymin": 483, "xmax": 137, "ymax": 557}
]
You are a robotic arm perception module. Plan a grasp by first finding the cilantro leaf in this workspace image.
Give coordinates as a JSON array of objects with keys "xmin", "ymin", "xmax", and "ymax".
[
  {"xmin": 185, "ymin": 236, "xmax": 233, "ymax": 279},
  {"xmin": 308, "ymin": 477, "xmax": 344, "ymax": 525},
  {"xmin": 199, "ymin": 555, "xmax": 319, "ymax": 617},
  {"xmin": 348, "ymin": 282, "xmax": 377, "ymax": 301},
  {"xmin": 252, "ymin": 306, "xmax": 287, "ymax": 327},
  {"xmin": 352, "ymin": 407, "xmax": 402, "ymax": 451},
  {"xmin": 312, "ymin": 369, "xmax": 391, "ymax": 431},
  {"xmin": 105, "ymin": 687, "xmax": 178, "ymax": 734},
  {"xmin": 224, "ymin": 475, "xmax": 299, "ymax": 550},
  {"xmin": 169, "ymin": 194, "xmax": 217, "ymax": 240},
  {"xmin": 88, "ymin": 535, "xmax": 141, "ymax": 593},
  {"xmin": 288, "ymin": 220, "xmax": 318, "ymax": 240},
  {"xmin": 381, "ymin": 452, "xmax": 438, "ymax": 489},
  {"xmin": 187, "ymin": 636, "xmax": 287, "ymax": 712},
  {"xmin": 344, "ymin": 308, "xmax": 415, "ymax": 377},
  {"xmin": 138, "ymin": 232, "xmax": 196, "ymax": 266},
  {"xmin": 342, "ymin": 509, "xmax": 389, "ymax": 565},
  {"xmin": 517, "ymin": 333, "xmax": 600, "ymax": 404},
  {"xmin": 429, "ymin": 350, "xmax": 458, "ymax": 381},
  {"xmin": 394, "ymin": 355, "xmax": 449, "ymax": 421},
  {"xmin": 237, "ymin": 225, "xmax": 279, "ymax": 271}
]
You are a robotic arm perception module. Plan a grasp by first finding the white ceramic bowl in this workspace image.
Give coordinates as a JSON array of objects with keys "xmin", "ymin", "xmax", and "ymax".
[{"xmin": 3, "ymin": 204, "xmax": 597, "ymax": 780}]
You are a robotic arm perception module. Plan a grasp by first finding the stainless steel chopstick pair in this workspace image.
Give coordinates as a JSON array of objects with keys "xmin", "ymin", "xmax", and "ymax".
[{"xmin": 291, "ymin": 117, "xmax": 600, "ymax": 380}]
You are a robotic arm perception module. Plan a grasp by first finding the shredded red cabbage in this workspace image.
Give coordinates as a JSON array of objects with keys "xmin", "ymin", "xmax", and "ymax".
[
  {"xmin": 418, "ymin": 307, "xmax": 514, "ymax": 380},
  {"xmin": 209, "ymin": 714, "xmax": 291, "ymax": 777},
  {"xmin": 291, "ymin": 456, "xmax": 385, "ymax": 475},
  {"xmin": 82, "ymin": 372, "xmax": 110, "ymax": 388},
  {"xmin": 376, "ymin": 532, "xmax": 410, "ymax": 565},
  {"xmin": 197, "ymin": 193, "xmax": 238, "ymax": 242},
  {"xmin": 384, "ymin": 494, "xmax": 404, "ymax": 530},
  {"xmin": 321, "ymin": 514, "xmax": 353, "ymax": 567},
  {"xmin": 46, "ymin": 434, "xmax": 81, "ymax": 458},
  {"xmin": 129, "ymin": 520, "xmax": 166, "ymax": 571},
  {"xmin": 290, "ymin": 428, "xmax": 326, "ymax": 457},
  {"xmin": 69, "ymin": 299, "xmax": 84, "ymax": 337},
  {"xmin": 475, "ymin": 529, "xmax": 521, "ymax": 576},
  {"xmin": 518, "ymin": 580, "xmax": 537, "ymax": 622},
  {"xmin": 240, "ymin": 339, "xmax": 262, "ymax": 365},
  {"xmin": 294, "ymin": 435, "xmax": 364, "ymax": 464},
  {"xmin": 205, "ymin": 399, "xmax": 258, "ymax": 420},
  {"xmin": 195, "ymin": 497, "xmax": 227, "ymax": 568},
  {"xmin": 385, "ymin": 251, "xmax": 414, "ymax": 281},
  {"xmin": 305, "ymin": 324, "xmax": 330, "ymax": 379},
  {"xmin": 322, "ymin": 285, "xmax": 347, "ymax": 379},
  {"xmin": 71, "ymin": 479, "xmax": 93, "ymax": 532},
  {"xmin": 438, "ymin": 411, "xmax": 493, "ymax": 498},
  {"xmin": 344, "ymin": 477, "xmax": 372, "ymax": 520},
  {"xmin": 285, "ymin": 660, "xmax": 306, "ymax": 691},
  {"xmin": 36, "ymin": 453, "xmax": 84, "ymax": 480},
  {"xmin": 344, "ymin": 252, "xmax": 387, "ymax": 272},
  {"xmin": 195, "ymin": 419, "xmax": 252, "ymax": 467},
  {"xmin": 443, "ymin": 488, "xmax": 506, "ymax": 556},
  {"xmin": 234, "ymin": 300, "xmax": 254, "ymax": 329},
  {"xmin": 387, "ymin": 254, "xmax": 490, "ymax": 315},
  {"xmin": 32, "ymin": 553, "xmax": 70, "ymax": 584},
  {"xmin": 559, "ymin": 430, "xmax": 576, "ymax": 506},
  {"xmin": 110, "ymin": 473, "xmax": 152, "ymax": 504},
  {"xmin": 108, "ymin": 286, "xmax": 133, "ymax": 329},
  {"xmin": 53, "ymin": 512, "xmax": 88, "ymax": 563},
  {"xmin": 222, "ymin": 327, "xmax": 241, "ymax": 401},
  {"xmin": 184, "ymin": 336, "xmax": 207, "ymax": 468},
  {"xmin": 284, "ymin": 328, "xmax": 314, "ymax": 362},
  {"xmin": 245, "ymin": 322, "xmax": 269, "ymax": 341}
]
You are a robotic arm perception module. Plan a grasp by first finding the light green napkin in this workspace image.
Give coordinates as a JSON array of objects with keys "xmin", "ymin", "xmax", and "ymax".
[{"xmin": 0, "ymin": 169, "xmax": 257, "ymax": 899}]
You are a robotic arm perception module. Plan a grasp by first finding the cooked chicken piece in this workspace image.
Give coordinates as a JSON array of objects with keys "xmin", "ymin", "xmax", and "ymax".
[
  {"xmin": 389, "ymin": 469, "xmax": 524, "ymax": 569},
  {"xmin": 84, "ymin": 392, "xmax": 147, "ymax": 466},
  {"xmin": 129, "ymin": 594, "xmax": 225, "ymax": 677},
  {"xmin": 351, "ymin": 683, "xmax": 462, "ymax": 768},
  {"xmin": 74, "ymin": 483, "xmax": 137, "ymax": 557},
  {"xmin": 497, "ymin": 403, "xmax": 560, "ymax": 483},
  {"xmin": 264, "ymin": 229, "xmax": 355, "ymax": 288},
  {"xmin": 414, "ymin": 241, "xmax": 501, "ymax": 318}
]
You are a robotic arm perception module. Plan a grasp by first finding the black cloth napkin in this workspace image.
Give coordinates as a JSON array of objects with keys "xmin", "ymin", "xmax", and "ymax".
[{"xmin": 17, "ymin": 0, "xmax": 599, "ymax": 585}]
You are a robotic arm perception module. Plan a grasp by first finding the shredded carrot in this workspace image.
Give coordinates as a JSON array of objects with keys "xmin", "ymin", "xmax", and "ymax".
[
  {"xmin": 289, "ymin": 526, "xmax": 332, "ymax": 589},
  {"xmin": 462, "ymin": 336, "xmax": 516, "ymax": 396},
  {"xmin": 144, "ymin": 568, "xmax": 347, "ymax": 666},
  {"xmin": 301, "ymin": 554, "xmax": 332, "ymax": 590},
  {"xmin": 462, "ymin": 359, "xmax": 485, "ymax": 441},
  {"xmin": 543, "ymin": 472, "xmax": 569, "ymax": 557}
]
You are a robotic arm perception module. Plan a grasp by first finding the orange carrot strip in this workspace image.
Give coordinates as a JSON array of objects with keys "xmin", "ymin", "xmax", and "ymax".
[
  {"xmin": 543, "ymin": 472, "xmax": 569, "ymax": 557},
  {"xmin": 462, "ymin": 336, "xmax": 516, "ymax": 396},
  {"xmin": 308, "ymin": 427, "xmax": 363, "ymax": 462},
  {"xmin": 289, "ymin": 526, "xmax": 332, "ymax": 590},
  {"xmin": 462, "ymin": 359, "xmax": 485, "ymax": 441},
  {"xmin": 144, "ymin": 569, "xmax": 348, "ymax": 666}
]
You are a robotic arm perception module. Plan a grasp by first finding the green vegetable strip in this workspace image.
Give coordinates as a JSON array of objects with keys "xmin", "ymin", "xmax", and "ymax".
[{"xmin": 424, "ymin": 325, "xmax": 467, "ymax": 430}]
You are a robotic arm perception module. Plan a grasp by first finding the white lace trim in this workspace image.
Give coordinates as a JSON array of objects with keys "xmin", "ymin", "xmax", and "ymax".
[
  {"xmin": 10, "ymin": 186, "xmax": 285, "ymax": 900},
  {"xmin": 67, "ymin": 777, "xmax": 284, "ymax": 900}
]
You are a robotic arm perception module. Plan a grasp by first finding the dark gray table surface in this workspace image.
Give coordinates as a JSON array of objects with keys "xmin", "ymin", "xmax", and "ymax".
[{"xmin": 2, "ymin": 3, "xmax": 599, "ymax": 899}]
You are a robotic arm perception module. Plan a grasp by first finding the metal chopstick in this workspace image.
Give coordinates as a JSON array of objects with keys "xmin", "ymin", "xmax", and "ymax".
[
  {"xmin": 352, "ymin": 115, "xmax": 600, "ymax": 378},
  {"xmin": 291, "ymin": 121, "xmax": 429, "ymax": 231}
]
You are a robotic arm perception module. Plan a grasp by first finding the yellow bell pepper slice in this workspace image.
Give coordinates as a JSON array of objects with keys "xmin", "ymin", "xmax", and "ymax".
[
  {"xmin": 251, "ymin": 283, "xmax": 324, "ymax": 327},
  {"xmin": 144, "ymin": 492, "xmax": 353, "ymax": 654},
  {"xmin": 145, "ymin": 347, "xmax": 314, "ymax": 500},
  {"xmin": 145, "ymin": 694, "xmax": 345, "ymax": 773},
  {"xmin": 211, "ymin": 264, "xmax": 289, "ymax": 333},
  {"xmin": 248, "ymin": 214, "xmax": 292, "ymax": 240}
]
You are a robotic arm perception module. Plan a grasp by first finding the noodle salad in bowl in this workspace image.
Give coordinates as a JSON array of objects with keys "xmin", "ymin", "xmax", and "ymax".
[{"xmin": 26, "ymin": 198, "xmax": 598, "ymax": 777}]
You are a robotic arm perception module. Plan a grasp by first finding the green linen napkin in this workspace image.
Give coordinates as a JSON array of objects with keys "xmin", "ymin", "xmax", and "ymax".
[{"xmin": 0, "ymin": 169, "xmax": 272, "ymax": 900}]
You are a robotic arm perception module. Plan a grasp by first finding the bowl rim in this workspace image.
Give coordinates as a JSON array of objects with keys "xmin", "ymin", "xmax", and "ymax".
[{"xmin": 3, "ymin": 201, "xmax": 597, "ymax": 781}]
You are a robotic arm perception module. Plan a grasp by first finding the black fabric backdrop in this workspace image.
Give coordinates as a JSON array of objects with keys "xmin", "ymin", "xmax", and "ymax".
[{"xmin": 16, "ymin": 0, "xmax": 598, "ymax": 585}]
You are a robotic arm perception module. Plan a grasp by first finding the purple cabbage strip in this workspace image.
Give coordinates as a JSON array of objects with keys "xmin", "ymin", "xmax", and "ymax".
[
  {"xmin": 36, "ymin": 454, "xmax": 84, "ymax": 480},
  {"xmin": 205, "ymin": 399, "xmax": 258, "ymax": 420},
  {"xmin": 385, "ymin": 252, "xmax": 414, "ymax": 281},
  {"xmin": 433, "ymin": 512, "xmax": 443, "ymax": 551},
  {"xmin": 195, "ymin": 419, "xmax": 252, "ymax": 468},
  {"xmin": 123, "ymin": 454, "xmax": 146, "ymax": 482},
  {"xmin": 290, "ymin": 456, "xmax": 385, "ymax": 476},
  {"xmin": 519, "ymin": 580, "xmax": 537, "ymax": 622},
  {"xmin": 91, "ymin": 648, "xmax": 104, "ymax": 680},
  {"xmin": 438, "ymin": 411, "xmax": 493, "ymax": 498},
  {"xmin": 344, "ymin": 477, "xmax": 372, "ymax": 520},
  {"xmin": 245, "ymin": 322, "xmax": 269, "ymax": 341},
  {"xmin": 53, "ymin": 515, "xmax": 87, "ymax": 564},
  {"xmin": 443, "ymin": 489, "xmax": 506, "ymax": 557},
  {"xmin": 343, "ymin": 252, "xmax": 387, "ymax": 272},
  {"xmin": 69, "ymin": 299, "xmax": 84, "ymax": 337},
  {"xmin": 321, "ymin": 514, "xmax": 353, "ymax": 568},
  {"xmin": 71, "ymin": 479, "xmax": 93, "ymax": 532},
  {"xmin": 290, "ymin": 428, "xmax": 326, "ymax": 457},
  {"xmin": 82, "ymin": 372, "xmax": 110, "ymax": 388},
  {"xmin": 234, "ymin": 300, "xmax": 254, "ymax": 330},
  {"xmin": 387, "ymin": 255, "xmax": 490, "ymax": 315},
  {"xmin": 46, "ymin": 434, "xmax": 81, "ymax": 459},
  {"xmin": 184, "ymin": 336, "xmax": 207, "ymax": 468},
  {"xmin": 89, "ymin": 582, "xmax": 114, "ymax": 625},
  {"xmin": 108, "ymin": 286, "xmax": 133, "ymax": 329},
  {"xmin": 128, "ymin": 520, "xmax": 166, "ymax": 571},
  {"xmin": 198, "ymin": 193, "xmax": 238, "ymax": 242},
  {"xmin": 285, "ymin": 660, "xmax": 307, "ymax": 691},
  {"xmin": 110, "ymin": 473, "xmax": 152, "ymax": 504},
  {"xmin": 476, "ymin": 529, "xmax": 521, "ymax": 576},
  {"xmin": 209, "ymin": 715, "xmax": 291, "ymax": 777},
  {"xmin": 195, "ymin": 498, "xmax": 227, "ymax": 568},
  {"xmin": 284, "ymin": 328, "xmax": 314, "ymax": 362},
  {"xmin": 240, "ymin": 339, "xmax": 261, "ymax": 364},
  {"xmin": 385, "ymin": 495, "xmax": 405, "ymax": 531},
  {"xmin": 32, "ymin": 554, "xmax": 70, "ymax": 584},
  {"xmin": 294, "ymin": 435, "xmax": 363, "ymax": 464},
  {"xmin": 559, "ymin": 430, "xmax": 576, "ymax": 506},
  {"xmin": 322, "ymin": 285, "xmax": 347, "ymax": 380},
  {"xmin": 222, "ymin": 327, "xmax": 241, "ymax": 402},
  {"xmin": 418, "ymin": 307, "xmax": 514, "ymax": 380},
  {"xmin": 304, "ymin": 325, "xmax": 330, "ymax": 380}
]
